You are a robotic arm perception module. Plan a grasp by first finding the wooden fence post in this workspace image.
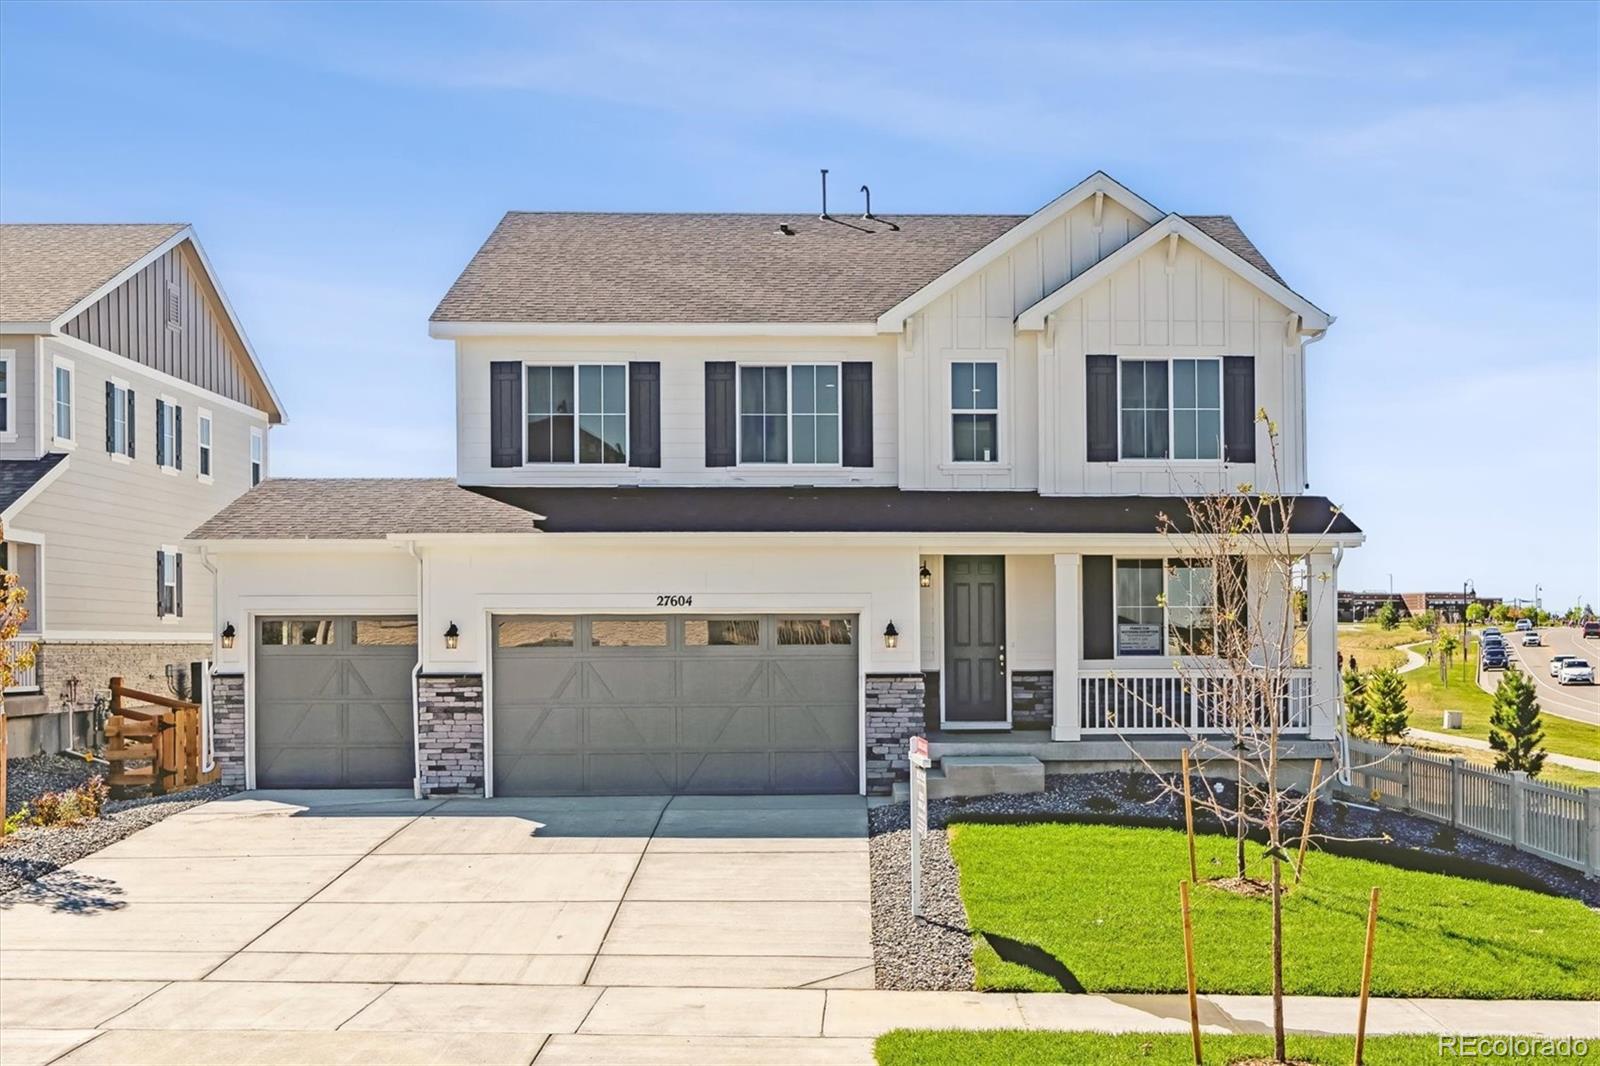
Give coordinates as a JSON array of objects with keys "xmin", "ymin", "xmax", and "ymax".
[{"xmin": 1585, "ymin": 789, "xmax": 1600, "ymax": 879}]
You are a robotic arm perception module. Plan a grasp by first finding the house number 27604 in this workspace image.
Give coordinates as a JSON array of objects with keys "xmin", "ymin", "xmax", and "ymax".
[{"xmin": 656, "ymin": 595, "xmax": 693, "ymax": 607}]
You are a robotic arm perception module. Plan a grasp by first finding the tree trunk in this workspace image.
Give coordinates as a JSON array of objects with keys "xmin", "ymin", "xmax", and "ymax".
[
  {"xmin": 1271, "ymin": 851, "xmax": 1286, "ymax": 1062},
  {"xmin": 1235, "ymin": 757, "xmax": 1247, "ymax": 878}
]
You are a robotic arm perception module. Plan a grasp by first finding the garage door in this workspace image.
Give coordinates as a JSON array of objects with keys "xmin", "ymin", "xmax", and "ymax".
[
  {"xmin": 255, "ymin": 616, "xmax": 417, "ymax": 789},
  {"xmin": 492, "ymin": 615, "xmax": 858, "ymax": 795}
]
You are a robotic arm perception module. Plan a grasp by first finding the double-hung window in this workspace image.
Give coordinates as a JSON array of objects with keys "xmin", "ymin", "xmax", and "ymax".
[
  {"xmin": 950, "ymin": 361, "xmax": 999, "ymax": 463},
  {"xmin": 107, "ymin": 381, "xmax": 134, "ymax": 458},
  {"xmin": 0, "ymin": 350, "xmax": 12, "ymax": 438},
  {"xmin": 1114, "ymin": 558, "xmax": 1217, "ymax": 656},
  {"xmin": 526, "ymin": 364, "xmax": 627, "ymax": 465},
  {"xmin": 197, "ymin": 410, "xmax": 213, "ymax": 479},
  {"xmin": 250, "ymin": 427, "xmax": 264, "ymax": 485},
  {"xmin": 156, "ymin": 547, "xmax": 182, "ymax": 618},
  {"xmin": 1119, "ymin": 358, "xmax": 1222, "ymax": 461},
  {"xmin": 738, "ymin": 364, "xmax": 839, "ymax": 464},
  {"xmin": 53, "ymin": 359, "xmax": 74, "ymax": 443},
  {"xmin": 155, "ymin": 397, "xmax": 181, "ymax": 471}
]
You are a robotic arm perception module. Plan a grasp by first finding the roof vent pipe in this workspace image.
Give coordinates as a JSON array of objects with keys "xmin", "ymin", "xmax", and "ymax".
[
  {"xmin": 819, "ymin": 168, "xmax": 830, "ymax": 220},
  {"xmin": 860, "ymin": 184, "xmax": 872, "ymax": 220}
]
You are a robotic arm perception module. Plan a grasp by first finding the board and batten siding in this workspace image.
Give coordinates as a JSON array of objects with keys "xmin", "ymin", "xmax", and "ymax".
[
  {"xmin": 62, "ymin": 243, "xmax": 266, "ymax": 412},
  {"xmin": 454, "ymin": 335, "xmax": 900, "ymax": 487},
  {"xmin": 1041, "ymin": 237, "xmax": 1304, "ymax": 495},
  {"xmin": 6, "ymin": 337, "xmax": 269, "ymax": 634},
  {"xmin": 0, "ymin": 335, "xmax": 42, "ymax": 459}
]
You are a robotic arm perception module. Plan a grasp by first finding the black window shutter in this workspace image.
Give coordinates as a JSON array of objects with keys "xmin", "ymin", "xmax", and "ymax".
[
  {"xmin": 125, "ymin": 389, "xmax": 136, "ymax": 459},
  {"xmin": 174, "ymin": 553, "xmax": 184, "ymax": 617},
  {"xmin": 841, "ymin": 362, "xmax": 874, "ymax": 467},
  {"xmin": 1082, "ymin": 555, "xmax": 1115, "ymax": 659},
  {"xmin": 155, "ymin": 550, "xmax": 166, "ymax": 617},
  {"xmin": 1085, "ymin": 355, "xmax": 1117, "ymax": 462},
  {"xmin": 105, "ymin": 382, "xmax": 115, "ymax": 453},
  {"xmin": 174, "ymin": 406, "xmax": 183, "ymax": 470},
  {"xmin": 627, "ymin": 361, "xmax": 661, "ymax": 468},
  {"xmin": 155, "ymin": 399, "xmax": 167, "ymax": 466},
  {"xmin": 704, "ymin": 361, "xmax": 736, "ymax": 467},
  {"xmin": 489, "ymin": 361, "xmax": 523, "ymax": 468},
  {"xmin": 1223, "ymin": 356, "xmax": 1256, "ymax": 463}
]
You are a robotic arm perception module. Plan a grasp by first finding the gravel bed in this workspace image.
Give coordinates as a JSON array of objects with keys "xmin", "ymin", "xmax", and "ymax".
[
  {"xmin": 868, "ymin": 769, "xmax": 1599, "ymax": 989},
  {"xmin": 2, "ymin": 755, "xmax": 233, "ymax": 899}
]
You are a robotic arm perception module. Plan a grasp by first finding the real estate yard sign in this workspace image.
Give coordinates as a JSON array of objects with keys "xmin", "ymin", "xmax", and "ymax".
[{"xmin": 909, "ymin": 735, "xmax": 932, "ymax": 918}]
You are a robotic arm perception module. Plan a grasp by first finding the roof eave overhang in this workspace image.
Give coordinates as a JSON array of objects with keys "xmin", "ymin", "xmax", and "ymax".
[
  {"xmin": 0, "ymin": 321, "xmax": 54, "ymax": 335},
  {"xmin": 1016, "ymin": 215, "xmax": 1332, "ymax": 334},
  {"xmin": 0, "ymin": 454, "xmax": 70, "ymax": 525},
  {"xmin": 874, "ymin": 171, "xmax": 1166, "ymax": 334},
  {"xmin": 429, "ymin": 321, "xmax": 879, "ymax": 339}
]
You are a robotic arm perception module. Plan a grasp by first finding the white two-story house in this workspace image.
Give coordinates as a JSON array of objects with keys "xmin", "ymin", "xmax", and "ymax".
[
  {"xmin": 191, "ymin": 172, "xmax": 1361, "ymax": 798},
  {"xmin": 1, "ymin": 224, "xmax": 283, "ymax": 753}
]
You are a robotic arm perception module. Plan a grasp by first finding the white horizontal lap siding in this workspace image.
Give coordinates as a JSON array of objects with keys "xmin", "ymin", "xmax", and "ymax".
[
  {"xmin": 0, "ymin": 335, "xmax": 41, "ymax": 458},
  {"xmin": 1045, "ymin": 238, "xmax": 1302, "ymax": 496},
  {"xmin": 454, "ymin": 335, "xmax": 899, "ymax": 487},
  {"xmin": 900, "ymin": 196, "xmax": 1154, "ymax": 493},
  {"xmin": 11, "ymin": 339, "xmax": 269, "ymax": 635}
]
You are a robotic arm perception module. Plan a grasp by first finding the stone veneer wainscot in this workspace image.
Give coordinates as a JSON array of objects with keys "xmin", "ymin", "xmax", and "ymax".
[
  {"xmin": 417, "ymin": 674, "xmax": 486, "ymax": 797},
  {"xmin": 209, "ymin": 672, "xmax": 247, "ymax": 789},
  {"xmin": 865, "ymin": 673, "xmax": 926, "ymax": 796}
]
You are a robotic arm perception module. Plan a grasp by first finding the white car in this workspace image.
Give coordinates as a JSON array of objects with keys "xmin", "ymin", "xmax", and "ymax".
[
  {"xmin": 1550, "ymin": 654, "xmax": 1576, "ymax": 678},
  {"xmin": 1559, "ymin": 659, "xmax": 1595, "ymax": 685},
  {"xmin": 1515, "ymin": 619, "xmax": 1533, "ymax": 632},
  {"xmin": 1481, "ymin": 627, "xmax": 1503, "ymax": 644},
  {"xmin": 1521, "ymin": 631, "xmax": 1542, "ymax": 647}
]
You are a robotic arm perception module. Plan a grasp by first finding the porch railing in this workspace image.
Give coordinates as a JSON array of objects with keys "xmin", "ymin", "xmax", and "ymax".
[
  {"xmin": 3, "ymin": 636, "xmax": 39, "ymax": 693},
  {"xmin": 1078, "ymin": 667, "xmax": 1312, "ymax": 735}
]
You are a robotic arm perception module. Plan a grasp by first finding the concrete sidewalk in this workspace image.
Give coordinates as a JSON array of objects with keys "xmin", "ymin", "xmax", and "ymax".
[{"xmin": 2, "ymin": 988, "xmax": 1595, "ymax": 1065}]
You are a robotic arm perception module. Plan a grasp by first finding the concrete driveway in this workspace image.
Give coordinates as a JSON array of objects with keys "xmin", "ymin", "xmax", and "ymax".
[{"xmin": 0, "ymin": 791, "xmax": 875, "ymax": 1065}]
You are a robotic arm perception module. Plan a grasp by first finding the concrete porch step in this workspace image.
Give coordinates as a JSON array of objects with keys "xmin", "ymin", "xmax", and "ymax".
[{"xmin": 891, "ymin": 755, "xmax": 1047, "ymax": 801}]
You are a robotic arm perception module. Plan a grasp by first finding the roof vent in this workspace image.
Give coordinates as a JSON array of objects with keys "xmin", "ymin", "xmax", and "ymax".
[
  {"xmin": 819, "ymin": 168, "xmax": 830, "ymax": 220},
  {"xmin": 775, "ymin": 223, "xmax": 795, "ymax": 236}
]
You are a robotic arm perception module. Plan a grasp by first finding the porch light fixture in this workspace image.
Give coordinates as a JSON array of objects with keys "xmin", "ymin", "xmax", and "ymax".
[
  {"xmin": 883, "ymin": 621, "xmax": 899, "ymax": 649},
  {"xmin": 919, "ymin": 563, "xmax": 932, "ymax": 588},
  {"xmin": 444, "ymin": 622, "xmax": 460, "ymax": 650},
  {"xmin": 220, "ymin": 623, "xmax": 236, "ymax": 650}
]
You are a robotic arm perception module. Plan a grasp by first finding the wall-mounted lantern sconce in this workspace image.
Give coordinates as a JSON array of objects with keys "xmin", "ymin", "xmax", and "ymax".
[
  {"xmin": 220, "ymin": 623, "xmax": 236, "ymax": 650},
  {"xmin": 444, "ymin": 622, "xmax": 460, "ymax": 650},
  {"xmin": 919, "ymin": 563, "xmax": 932, "ymax": 589},
  {"xmin": 883, "ymin": 621, "xmax": 899, "ymax": 649}
]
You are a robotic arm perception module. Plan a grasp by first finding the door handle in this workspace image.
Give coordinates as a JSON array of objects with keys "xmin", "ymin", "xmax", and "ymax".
[{"xmin": 998, "ymin": 644, "xmax": 1006, "ymax": 671}]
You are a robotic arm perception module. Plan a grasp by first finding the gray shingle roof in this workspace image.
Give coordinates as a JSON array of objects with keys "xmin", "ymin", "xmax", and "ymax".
[
  {"xmin": 0, "ymin": 455, "xmax": 67, "ymax": 515},
  {"xmin": 188, "ymin": 478, "xmax": 540, "ymax": 540},
  {"xmin": 1183, "ymin": 215, "xmax": 1285, "ymax": 285},
  {"xmin": 430, "ymin": 212, "xmax": 1026, "ymax": 324},
  {"xmin": 0, "ymin": 224, "xmax": 188, "ymax": 323}
]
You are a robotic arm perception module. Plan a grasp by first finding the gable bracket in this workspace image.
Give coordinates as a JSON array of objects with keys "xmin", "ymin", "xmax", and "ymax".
[
  {"xmin": 1091, "ymin": 190, "xmax": 1105, "ymax": 232},
  {"xmin": 1165, "ymin": 232, "xmax": 1180, "ymax": 274}
]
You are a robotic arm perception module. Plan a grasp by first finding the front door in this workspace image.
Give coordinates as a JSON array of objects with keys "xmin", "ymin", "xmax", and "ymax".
[{"xmin": 943, "ymin": 556, "xmax": 1007, "ymax": 725}]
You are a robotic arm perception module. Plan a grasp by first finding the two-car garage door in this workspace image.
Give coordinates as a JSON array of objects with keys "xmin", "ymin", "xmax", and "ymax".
[
  {"xmin": 491, "ymin": 614, "xmax": 859, "ymax": 795},
  {"xmin": 252, "ymin": 613, "xmax": 860, "ymax": 795}
]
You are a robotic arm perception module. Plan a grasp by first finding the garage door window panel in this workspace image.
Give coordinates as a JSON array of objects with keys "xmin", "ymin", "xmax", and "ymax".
[
  {"xmin": 777, "ymin": 617, "xmax": 854, "ymax": 646},
  {"xmin": 497, "ymin": 617, "xmax": 576, "ymax": 648},
  {"xmin": 353, "ymin": 618, "xmax": 419, "ymax": 646},
  {"xmin": 683, "ymin": 618, "xmax": 761, "ymax": 647},
  {"xmin": 591, "ymin": 617, "xmax": 669, "ymax": 648},
  {"xmin": 261, "ymin": 619, "xmax": 335, "ymax": 646}
]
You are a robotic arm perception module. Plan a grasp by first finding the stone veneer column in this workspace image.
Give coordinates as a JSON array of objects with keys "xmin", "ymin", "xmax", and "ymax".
[
  {"xmin": 416, "ymin": 674, "xmax": 486, "ymax": 797},
  {"xmin": 209, "ymin": 672, "xmax": 247, "ymax": 789},
  {"xmin": 1010, "ymin": 671, "xmax": 1054, "ymax": 730},
  {"xmin": 865, "ymin": 673, "xmax": 926, "ymax": 796}
]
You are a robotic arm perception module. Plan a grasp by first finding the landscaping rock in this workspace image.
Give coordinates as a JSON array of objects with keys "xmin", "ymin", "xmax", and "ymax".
[
  {"xmin": 4, "ymin": 753, "xmax": 96, "ymax": 817},
  {"xmin": 868, "ymin": 802, "xmax": 974, "ymax": 991}
]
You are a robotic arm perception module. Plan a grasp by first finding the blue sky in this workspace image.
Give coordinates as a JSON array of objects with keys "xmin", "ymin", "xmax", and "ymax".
[{"xmin": 2, "ymin": 1, "xmax": 1595, "ymax": 609}]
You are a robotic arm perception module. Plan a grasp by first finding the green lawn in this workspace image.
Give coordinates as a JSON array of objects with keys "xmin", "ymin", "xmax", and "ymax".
[
  {"xmin": 1401, "ymin": 641, "xmax": 1600, "ymax": 786},
  {"xmin": 948, "ymin": 822, "xmax": 1600, "ymax": 999},
  {"xmin": 1337, "ymin": 620, "xmax": 1431, "ymax": 672},
  {"xmin": 876, "ymin": 1031, "xmax": 1577, "ymax": 1066}
]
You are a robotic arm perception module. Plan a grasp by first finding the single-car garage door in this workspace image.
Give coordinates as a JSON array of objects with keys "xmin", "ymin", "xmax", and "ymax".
[
  {"xmin": 255, "ymin": 616, "xmax": 417, "ymax": 789},
  {"xmin": 492, "ymin": 614, "xmax": 858, "ymax": 795}
]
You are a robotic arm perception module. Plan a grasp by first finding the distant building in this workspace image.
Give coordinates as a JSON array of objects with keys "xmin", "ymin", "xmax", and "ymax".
[
  {"xmin": 1401, "ymin": 592, "xmax": 1502, "ymax": 623},
  {"xmin": 1338, "ymin": 591, "xmax": 1407, "ymax": 622}
]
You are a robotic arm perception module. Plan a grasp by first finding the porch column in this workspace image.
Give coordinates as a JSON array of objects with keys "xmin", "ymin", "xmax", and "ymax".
[
  {"xmin": 1307, "ymin": 551, "xmax": 1338, "ymax": 740},
  {"xmin": 1053, "ymin": 553, "xmax": 1082, "ymax": 741}
]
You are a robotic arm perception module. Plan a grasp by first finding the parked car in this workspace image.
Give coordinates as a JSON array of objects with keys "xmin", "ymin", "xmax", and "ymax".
[
  {"xmin": 1481, "ymin": 627, "xmax": 1503, "ymax": 644},
  {"xmin": 1550, "ymin": 654, "xmax": 1576, "ymax": 678},
  {"xmin": 1521, "ymin": 631, "xmax": 1542, "ymax": 647},
  {"xmin": 1480, "ymin": 643, "xmax": 1510, "ymax": 670},
  {"xmin": 1558, "ymin": 659, "xmax": 1594, "ymax": 685},
  {"xmin": 1514, "ymin": 619, "xmax": 1533, "ymax": 632},
  {"xmin": 1584, "ymin": 621, "xmax": 1600, "ymax": 639}
]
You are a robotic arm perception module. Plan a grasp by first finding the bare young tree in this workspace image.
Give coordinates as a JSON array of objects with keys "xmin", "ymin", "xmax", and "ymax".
[
  {"xmin": 1104, "ymin": 418, "xmax": 1360, "ymax": 1064},
  {"xmin": 0, "ymin": 521, "xmax": 38, "ymax": 828}
]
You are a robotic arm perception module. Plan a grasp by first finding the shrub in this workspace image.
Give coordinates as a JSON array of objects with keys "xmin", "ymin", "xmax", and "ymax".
[
  {"xmin": 29, "ymin": 775, "xmax": 111, "ymax": 827},
  {"xmin": 1374, "ymin": 601, "xmax": 1401, "ymax": 631},
  {"xmin": 2, "ymin": 805, "xmax": 29, "ymax": 834},
  {"xmin": 1363, "ymin": 668, "xmax": 1410, "ymax": 742}
]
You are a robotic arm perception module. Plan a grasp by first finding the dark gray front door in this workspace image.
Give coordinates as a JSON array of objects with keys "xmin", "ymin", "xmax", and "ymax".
[
  {"xmin": 255, "ymin": 617, "xmax": 417, "ymax": 789},
  {"xmin": 943, "ymin": 556, "xmax": 1007, "ymax": 724},
  {"xmin": 491, "ymin": 614, "xmax": 859, "ymax": 795}
]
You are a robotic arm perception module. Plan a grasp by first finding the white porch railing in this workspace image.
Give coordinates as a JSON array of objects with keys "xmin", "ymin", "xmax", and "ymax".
[
  {"xmin": 3, "ymin": 636, "xmax": 40, "ymax": 693},
  {"xmin": 1078, "ymin": 667, "xmax": 1312, "ymax": 735}
]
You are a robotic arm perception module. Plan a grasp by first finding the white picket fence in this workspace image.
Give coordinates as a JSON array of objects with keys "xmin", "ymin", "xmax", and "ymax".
[{"xmin": 1340, "ymin": 736, "xmax": 1600, "ymax": 877}]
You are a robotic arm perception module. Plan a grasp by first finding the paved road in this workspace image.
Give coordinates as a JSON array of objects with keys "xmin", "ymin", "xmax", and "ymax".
[{"xmin": 1482, "ymin": 627, "xmax": 1600, "ymax": 726}]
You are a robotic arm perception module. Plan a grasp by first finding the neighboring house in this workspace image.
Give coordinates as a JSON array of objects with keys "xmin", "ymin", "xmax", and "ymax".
[
  {"xmin": 1399, "ymin": 591, "xmax": 1501, "ymax": 624},
  {"xmin": 0, "ymin": 224, "xmax": 284, "ymax": 753},
  {"xmin": 191, "ymin": 172, "xmax": 1361, "ymax": 799}
]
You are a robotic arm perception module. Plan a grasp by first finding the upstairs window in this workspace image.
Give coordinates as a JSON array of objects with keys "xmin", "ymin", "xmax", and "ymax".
[
  {"xmin": 198, "ymin": 411, "xmax": 213, "ymax": 478},
  {"xmin": 525, "ymin": 364, "xmax": 627, "ymax": 465},
  {"xmin": 739, "ymin": 364, "xmax": 839, "ymax": 464},
  {"xmin": 950, "ymin": 361, "xmax": 998, "ymax": 463},
  {"xmin": 107, "ymin": 381, "xmax": 135, "ymax": 458},
  {"xmin": 250, "ymin": 427, "xmax": 264, "ymax": 485},
  {"xmin": 0, "ymin": 350, "xmax": 13, "ymax": 437},
  {"xmin": 1120, "ymin": 358, "xmax": 1222, "ymax": 461},
  {"xmin": 156, "ymin": 548, "xmax": 182, "ymax": 618},
  {"xmin": 155, "ymin": 398, "xmax": 182, "ymax": 470},
  {"xmin": 53, "ymin": 360, "xmax": 74, "ymax": 442}
]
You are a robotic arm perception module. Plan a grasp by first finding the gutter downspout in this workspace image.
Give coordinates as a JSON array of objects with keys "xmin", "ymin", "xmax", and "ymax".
[
  {"xmin": 405, "ymin": 540, "xmax": 424, "ymax": 800},
  {"xmin": 1329, "ymin": 544, "xmax": 1352, "ymax": 786},
  {"xmin": 197, "ymin": 546, "xmax": 218, "ymax": 775},
  {"xmin": 1299, "ymin": 322, "xmax": 1333, "ymax": 490}
]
